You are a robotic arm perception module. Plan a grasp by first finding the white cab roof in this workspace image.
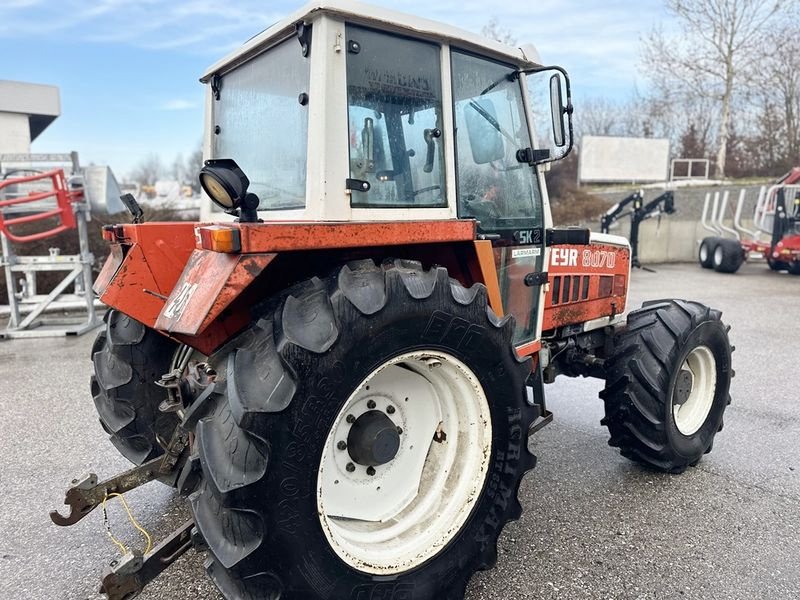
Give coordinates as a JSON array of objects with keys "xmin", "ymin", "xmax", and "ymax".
[{"xmin": 201, "ymin": 0, "xmax": 541, "ymax": 82}]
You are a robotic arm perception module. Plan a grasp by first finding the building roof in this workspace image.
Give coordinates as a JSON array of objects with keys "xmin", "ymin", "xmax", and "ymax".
[
  {"xmin": 201, "ymin": 0, "xmax": 541, "ymax": 81},
  {"xmin": 0, "ymin": 80, "xmax": 60, "ymax": 141}
]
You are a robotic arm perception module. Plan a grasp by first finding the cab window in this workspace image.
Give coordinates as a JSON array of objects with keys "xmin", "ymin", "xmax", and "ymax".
[
  {"xmin": 451, "ymin": 50, "xmax": 542, "ymax": 231},
  {"xmin": 346, "ymin": 25, "xmax": 446, "ymax": 208}
]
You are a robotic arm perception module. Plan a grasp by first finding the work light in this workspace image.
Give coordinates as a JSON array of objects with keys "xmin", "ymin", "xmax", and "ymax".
[{"xmin": 199, "ymin": 158, "xmax": 249, "ymax": 210}]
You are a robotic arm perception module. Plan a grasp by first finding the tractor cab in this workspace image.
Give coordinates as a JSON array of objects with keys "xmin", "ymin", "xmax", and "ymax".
[
  {"xmin": 199, "ymin": 0, "xmax": 572, "ymax": 229},
  {"xmin": 198, "ymin": 0, "xmax": 573, "ymax": 345}
]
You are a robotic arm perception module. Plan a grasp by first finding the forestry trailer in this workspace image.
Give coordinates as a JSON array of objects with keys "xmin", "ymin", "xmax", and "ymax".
[{"xmin": 51, "ymin": 2, "xmax": 734, "ymax": 598}]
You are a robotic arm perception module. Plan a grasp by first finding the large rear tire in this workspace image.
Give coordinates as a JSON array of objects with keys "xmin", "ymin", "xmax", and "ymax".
[
  {"xmin": 91, "ymin": 310, "xmax": 180, "ymax": 465},
  {"xmin": 189, "ymin": 259, "xmax": 537, "ymax": 600},
  {"xmin": 600, "ymin": 300, "xmax": 732, "ymax": 473}
]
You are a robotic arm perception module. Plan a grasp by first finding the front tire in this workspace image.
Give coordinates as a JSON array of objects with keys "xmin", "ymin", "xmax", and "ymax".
[
  {"xmin": 600, "ymin": 300, "xmax": 732, "ymax": 473},
  {"xmin": 190, "ymin": 260, "xmax": 537, "ymax": 599}
]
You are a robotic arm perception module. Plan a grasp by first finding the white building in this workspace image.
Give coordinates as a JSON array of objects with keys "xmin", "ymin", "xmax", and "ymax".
[{"xmin": 0, "ymin": 80, "xmax": 60, "ymax": 154}]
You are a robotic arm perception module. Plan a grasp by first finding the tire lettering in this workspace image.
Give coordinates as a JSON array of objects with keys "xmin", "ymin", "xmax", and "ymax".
[
  {"xmin": 351, "ymin": 583, "xmax": 415, "ymax": 599},
  {"xmin": 424, "ymin": 311, "xmax": 486, "ymax": 350}
]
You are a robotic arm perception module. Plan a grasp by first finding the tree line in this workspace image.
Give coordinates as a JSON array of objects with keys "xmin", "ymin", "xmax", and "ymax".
[
  {"xmin": 577, "ymin": 0, "xmax": 798, "ymax": 179},
  {"xmin": 130, "ymin": 1, "xmax": 798, "ymax": 186}
]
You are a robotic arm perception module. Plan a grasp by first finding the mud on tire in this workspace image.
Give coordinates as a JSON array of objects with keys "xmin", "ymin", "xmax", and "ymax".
[
  {"xmin": 600, "ymin": 299, "xmax": 733, "ymax": 473},
  {"xmin": 189, "ymin": 259, "xmax": 537, "ymax": 600},
  {"xmin": 91, "ymin": 310, "xmax": 179, "ymax": 465}
]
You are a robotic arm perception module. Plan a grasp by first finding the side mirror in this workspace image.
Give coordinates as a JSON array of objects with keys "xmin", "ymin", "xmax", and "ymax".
[
  {"xmin": 550, "ymin": 74, "xmax": 566, "ymax": 147},
  {"xmin": 465, "ymin": 98, "xmax": 505, "ymax": 164},
  {"xmin": 523, "ymin": 66, "xmax": 574, "ymax": 165}
]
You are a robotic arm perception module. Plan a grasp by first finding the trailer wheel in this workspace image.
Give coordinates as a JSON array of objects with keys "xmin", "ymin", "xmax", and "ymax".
[
  {"xmin": 189, "ymin": 260, "xmax": 536, "ymax": 600},
  {"xmin": 600, "ymin": 299, "xmax": 732, "ymax": 473},
  {"xmin": 698, "ymin": 237, "xmax": 719, "ymax": 269},
  {"xmin": 91, "ymin": 310, "xmax": 180, "ymax": 465},
  {"xmin": 712, "ymin": 239, "xmax": 744, "ymax": 273},
  {"xmin": 767, "ymin": 257, "xmax": 789, "ymax": 271}
]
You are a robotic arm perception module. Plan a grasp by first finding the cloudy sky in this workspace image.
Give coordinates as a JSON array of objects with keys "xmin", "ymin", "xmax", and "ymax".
[{"xmin": 0, "ymin": 0, "xmax": 666, "ymax": 178}]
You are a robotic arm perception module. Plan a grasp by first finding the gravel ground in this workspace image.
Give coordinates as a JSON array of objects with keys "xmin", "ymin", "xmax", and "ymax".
[{"xmin": 0, "ymin": 261, "xmax": 797, "ymax": 599}]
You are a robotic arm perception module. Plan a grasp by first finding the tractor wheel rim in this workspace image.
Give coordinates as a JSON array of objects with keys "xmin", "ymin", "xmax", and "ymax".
[
  {"xmin": 317, "ymin": 350, "xmax": 492, "ymax": 574},
  {"xmin": 700, "ymin": 244, "xmax": 708, "ymax": 262},
  {"xmin": 672, "ymin": 345, "xmax": 717, "ymax": 436}
]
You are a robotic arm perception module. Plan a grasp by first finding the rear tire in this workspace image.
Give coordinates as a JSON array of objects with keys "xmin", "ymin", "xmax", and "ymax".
[
  {"xmin": 788, "ymin": 261, "xmax": 800, "ymax": 275},
  {"xmin": 91, "ymin": 310, "xmax": 179, "ymax": 465},
  {"xmin": 712, "ymin": 239, "xmax": 744, "ymax": 273},
  {"xmin": 189, "ymin": 259, "xmax": 537, "ymax": 600},
  {"xmin": 600, "ymin": 300, "xmax": 732, "ymax": 473},
  {"xmin": 698, "ymin": 237, "xmax": 719, "ymax": 269}
]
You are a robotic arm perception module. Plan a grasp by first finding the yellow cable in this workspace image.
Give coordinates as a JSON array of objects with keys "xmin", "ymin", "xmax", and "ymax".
[{"xmin": 101, "ymin": 492, "xmax": 153, "ymax": 555}]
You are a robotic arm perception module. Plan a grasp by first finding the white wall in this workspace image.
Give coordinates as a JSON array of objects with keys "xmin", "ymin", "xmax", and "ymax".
[{"xmin": 0, "ymin": 112, "xmax": 31, "ymax": 154}]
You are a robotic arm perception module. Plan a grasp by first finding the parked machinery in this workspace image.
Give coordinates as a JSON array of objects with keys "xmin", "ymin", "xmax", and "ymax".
[
  {"xmin": 600, "ymin": 189, "xmax": 675, "ymax": 269},
  {"xmin": 699, "ymin": 168, "xmax": 800, "ymax": 274}
]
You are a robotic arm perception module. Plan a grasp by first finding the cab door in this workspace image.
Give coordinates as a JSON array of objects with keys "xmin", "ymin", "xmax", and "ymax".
[{"xmin": 451, "ymin": 50, "xmax": 546, "ymax": 346}]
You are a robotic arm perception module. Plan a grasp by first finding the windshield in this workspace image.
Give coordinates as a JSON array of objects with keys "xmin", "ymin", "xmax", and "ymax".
[
  {"xmin": 213, "ymin": 37, "xmax": 310, "ymax": 210},
  {"xmin": 345, "ymin": 25, "xmax": 446, "ymax": 208},
  {"xmin": 451, "ymin": 51, "xmax": 542, "ymax": 231}
]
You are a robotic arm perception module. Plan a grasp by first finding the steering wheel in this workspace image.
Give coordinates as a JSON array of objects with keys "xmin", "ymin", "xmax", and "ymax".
[
  {"xmin": 463, "ymin": 196, "xmax": 500, "ymax": 220},
  {"xmin": 412, "ymin": 185, "xmax": 441, "ymax": 199}
]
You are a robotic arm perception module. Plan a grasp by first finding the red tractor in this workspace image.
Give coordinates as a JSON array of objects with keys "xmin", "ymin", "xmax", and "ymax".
[{"xmin": 51, "ymin": 3, "xmax": 733, "ymax": 598}]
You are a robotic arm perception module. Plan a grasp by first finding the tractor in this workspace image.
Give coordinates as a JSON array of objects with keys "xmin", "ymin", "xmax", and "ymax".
[{"xmin": 50, "ymin": 2, "xmax": 734, "ymax": 598}]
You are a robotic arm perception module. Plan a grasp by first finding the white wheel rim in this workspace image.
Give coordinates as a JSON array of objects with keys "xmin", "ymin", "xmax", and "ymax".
[
  {"xmin": 713, "ymin": 245, "xmax": 723, "ymax": 266},
  {"xmin": 672, "ymin": 345, "xmax": 717, "ymax": 436},
  {"xmin": 700, "ymin": 244, "xmax": 708, "ymax": 262},
  {"xmin": 317, "ymin": 350, "xmax": 492, "ymax": 574}
]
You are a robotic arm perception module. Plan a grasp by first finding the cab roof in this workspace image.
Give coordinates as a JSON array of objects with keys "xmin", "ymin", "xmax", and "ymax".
[{"xmin": 201, "ymin": 0, "xmax": 541, "ymax": 82}]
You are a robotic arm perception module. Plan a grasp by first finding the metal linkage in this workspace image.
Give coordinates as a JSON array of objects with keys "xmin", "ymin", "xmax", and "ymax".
[
  {"xmin": 99, "ymin": 521, "xmax": 195, "ymax": 600},
  {"xmin": 600, "ymin": 190, "xmax": 675, "ymax": 269},
  {"xmin": 50, "ymin": 428, "xmax": 190, "ymax": 527}
]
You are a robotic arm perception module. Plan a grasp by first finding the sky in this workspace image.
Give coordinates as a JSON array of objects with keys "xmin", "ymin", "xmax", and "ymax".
[{"xmin": 0, "ymin": 0, "xmax": 666, "ymax": 179}]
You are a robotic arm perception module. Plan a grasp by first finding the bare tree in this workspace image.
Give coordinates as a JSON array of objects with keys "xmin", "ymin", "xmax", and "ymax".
[
  {"xmin": 760, "ymin": 25, "xmax": 800, "ymax": 169},
  {"xmin": 129, "ymin": 153, "xmax": 163, "ymax": 187},
  {"xmin": 578, "ymin": 97, "xmax": 625, "ymax": 138},
  {"xmin": 185, "ymin": 142, "xmax": 204, "ymax": 193},
  {"xmin": 481, "ymin": 17, "xmax": 516, "ymax": 45},
  {"xmin": 171, "ymin": 153, "xmax": 185, "ymax": 184},
  {"xmin": 642, "ymin": 0, "xmax": 784, "ymax": 178}
]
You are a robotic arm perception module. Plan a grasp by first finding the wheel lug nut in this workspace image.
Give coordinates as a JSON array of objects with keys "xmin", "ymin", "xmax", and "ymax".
[
  {"xmin": 367, "ymin": 400, "xmax": 376, "ymax": 409},
  {"xmin": 346, "ymin": 462, "xmax": 355, "ymax": 472},
  {"xmin": 386, "ymin": 405, "xmax": 395, "ymax": 414},
  {"xmin": 366, "ymin": 466, "xmax": 376, "ymax": 476},
  {"xmin": 346, "ymin": 414, "xmax": 355, "ymax": 424},
  {"xmin": 337, "ymin": 441, "xmax": 347, "ymax": 450}
]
